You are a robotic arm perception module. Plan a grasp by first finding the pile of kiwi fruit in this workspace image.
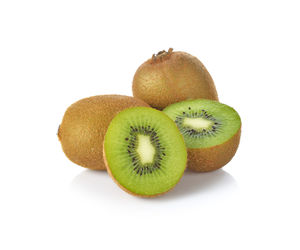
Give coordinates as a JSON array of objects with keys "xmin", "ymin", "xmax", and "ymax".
[{"xmin": 58, "ymin": 48, "xmax": 241, "ymax": 197}]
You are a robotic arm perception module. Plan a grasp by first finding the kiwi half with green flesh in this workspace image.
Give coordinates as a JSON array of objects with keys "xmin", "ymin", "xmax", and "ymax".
[
  {"xmin": 163, "ymin": 99, "xmax": 241, "ymax": 172},
  {"xmin": 132, "ymin": 48, "xmax": 218, "ymax": 110},
  {"xmin": 103, "ymin": 107, "xmax": 187, "ymax": 197},
  {"xmin": 58, "ymin": 95, "xmax": 149, "ymax": 170}
]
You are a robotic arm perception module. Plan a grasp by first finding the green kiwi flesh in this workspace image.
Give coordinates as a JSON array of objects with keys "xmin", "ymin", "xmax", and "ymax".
[
  {"xmin": 103, "ymin": 107, "xmax": 187, "ymax": 197},
  {"xmin": 163, "ymin": 99, "xmax": 241, "ymax": 148}
]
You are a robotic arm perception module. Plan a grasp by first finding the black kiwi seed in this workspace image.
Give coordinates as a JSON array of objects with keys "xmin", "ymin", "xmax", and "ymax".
[
  {"xmin": 174, "ymin": 108, "xmax": 222, "ymax": 138},
  {"xmin": 125, "ymin": 124, "xmax": 167, "ymax": 175}
]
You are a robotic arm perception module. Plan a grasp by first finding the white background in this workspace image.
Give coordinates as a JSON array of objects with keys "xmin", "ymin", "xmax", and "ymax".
[{"xmin": 1, "ymin": 0, "xmax": 299, "ymax": 249}]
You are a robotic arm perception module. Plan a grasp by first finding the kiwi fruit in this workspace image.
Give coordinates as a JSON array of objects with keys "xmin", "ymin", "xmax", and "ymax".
[
  {"xmin": 132, "ymin": 48, "xmax": 218, "ymax": 110},
  {"xmin": 163, "ymin": 99, "xmax": 241, "ymax": 172},
  {"xmin": 58, "ymin": 95, "xmax": 149, "ymax": 170},
  {"xmin": 103, "ymin": 107, "xmax": 187, "ymax": 197}
]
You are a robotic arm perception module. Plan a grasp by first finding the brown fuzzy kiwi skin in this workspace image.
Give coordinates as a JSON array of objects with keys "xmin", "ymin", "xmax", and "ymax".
[
  {"xmin": 187, "ymin": 128, "xmax": 241, "ymax": 172},
  {"xmin": 103, "ymin": 146, "xmax": 186, "ymax": 198},
  {"xmin": 57, "ymin": 95, "xmax": 149, "ymax": 170},
  {"xmin": 132, "ymin": 49, "xmax": 219, "ymax": 110}
]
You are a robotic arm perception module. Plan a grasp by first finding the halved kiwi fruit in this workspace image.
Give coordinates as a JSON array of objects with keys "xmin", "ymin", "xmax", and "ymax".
[
  {"xmin": 58, "ymin": 95, "xmax": 149, "ymax": 170},
  {"xmin": 163, "ymin": 99, "xmax": 241, "ymax": 172},
  {"xmin": 103, "ymin": 107, "xmax": 187, "ymax": 197},
  {"xmin": 132, "ymin": 48, "xmax": 218, "ymax": 110}
]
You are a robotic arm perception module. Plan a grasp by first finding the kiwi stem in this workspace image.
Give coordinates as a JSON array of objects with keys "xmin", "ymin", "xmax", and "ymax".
[{"xmin": 151, "ymin": 48, "xmax": 173, "ymax": 63}]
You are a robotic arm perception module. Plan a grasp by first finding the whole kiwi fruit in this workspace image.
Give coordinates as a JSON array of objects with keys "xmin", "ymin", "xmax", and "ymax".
[
  {"xmin": 57, "ymin": 95, "xmax": 149, "ymax": 170},
  {"xmin": 163, "ymin": 99, "xmax": 241, "ymax": 172},
  {"xmin": 132, "ymin": 48, "xmax": 218, "ymax": 110}
]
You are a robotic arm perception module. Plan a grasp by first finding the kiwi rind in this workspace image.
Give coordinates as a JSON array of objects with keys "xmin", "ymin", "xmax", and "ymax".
[
  {"xmin": 163, "ymin": 99, "xmax": 241, "ymax": 172},
  {"xmin": 187, "ymin": 129, "xmax": 241, "ymax": 172},
  {"xmin": 132, "ymin": 49, "xmax": 218, "ymax": 110},
  {"xmin": 103, "ymin": 107, "xmax": 187, "ymax": 197},
  {"xmin": 58, "ymin": 95, "xmax": 149, "ymax": 170}
]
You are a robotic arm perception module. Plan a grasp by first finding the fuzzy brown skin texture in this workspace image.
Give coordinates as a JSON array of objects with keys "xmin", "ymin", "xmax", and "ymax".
[
  {"xmin": 132, "ymin": 51, "xmax": 219, "ymax": 110},
  {"xmin": 188, "ymin": 128, "xmax": 241, "ymax": 172},
  {"xmin": 57, "ymin": 95, "xmax": 149, "ymax": 170},
  {"xmin": 103, "ymin": 146, "xmax": 186, "ymax": 198}
]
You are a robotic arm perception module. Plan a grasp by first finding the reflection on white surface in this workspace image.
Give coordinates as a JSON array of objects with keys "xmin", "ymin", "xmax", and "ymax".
[
  {"xmin": 70, "ymin": 169, "xmax": 119, "ymax": 199},
  {"xmin": 70, "ymin": 168, "xmax": 237, "ymax": 201},
  {"xmin": 161, "ymin": 168, "xmax": 237, "ymax": 200}
]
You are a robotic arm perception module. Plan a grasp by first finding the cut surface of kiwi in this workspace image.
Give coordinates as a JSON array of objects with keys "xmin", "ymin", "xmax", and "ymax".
[
  {"xmin": 163, "ymin": 99, "xmax": 241, "ymax": 172},
  {"xmin": 103, "ymin": 107, "xmax": 187, "ymax": 197}
]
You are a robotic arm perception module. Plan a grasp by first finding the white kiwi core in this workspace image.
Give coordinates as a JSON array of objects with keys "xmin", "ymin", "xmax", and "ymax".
[
  {"xmin": 136, "ymin": 135, "xmax": 155, "ymax": 164},
  {"xmin": 183, "ymin": 117, "xmax": 213, "ymax": 130}
]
